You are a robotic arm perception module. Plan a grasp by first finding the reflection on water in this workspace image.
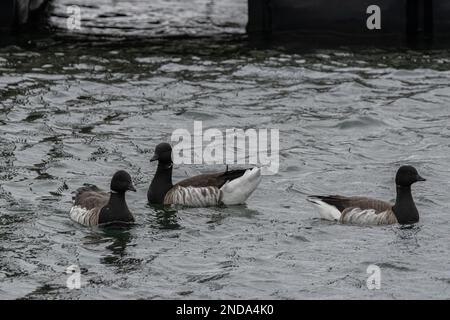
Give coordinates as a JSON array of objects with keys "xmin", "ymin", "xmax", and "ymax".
[
  {"xmin": 390, "ymin": 224, "xmax": 421, "ymax": 251},
  {"xmin": 150, "ymin": 205, "xmax": 181, "ymax": 230},
  {"xmin": 49, "ymin": 0, "xmax": 247, "ymax": 37},
  {"xmin": 100, "ymin": 228, "xmax": 134, "ymax": 267}
]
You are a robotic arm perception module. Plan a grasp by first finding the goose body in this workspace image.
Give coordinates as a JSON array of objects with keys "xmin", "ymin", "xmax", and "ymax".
[
  {"xmin": 147, "ymin": 143, "xmax": 261, "ymax": 207},
  {"xmin": 70, "ymin": 171, "xmax": 136, "ymax": 227},
  {"xmin": 307, "ymin": 195, "xmax": 398, "ymax": 225},
  {"xmin": 164, "ymin": 167, "xmax": 261, "ymax": 206},
  {"xmin": 307, "ymin": 166, "xmax": 425, "ymax": 226}
]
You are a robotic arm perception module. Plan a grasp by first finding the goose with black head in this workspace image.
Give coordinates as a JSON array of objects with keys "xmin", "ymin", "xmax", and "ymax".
[
  {"xmin": 147, "ymin": 143, "xmax": 261, "ymax": 207},
  {"xmin": 307, "ymin": 166, "xmax": 426, "ymax": 225},
  {"xmin": 70, "ymin": 170, "xmax": 136, "ymax": 226}
]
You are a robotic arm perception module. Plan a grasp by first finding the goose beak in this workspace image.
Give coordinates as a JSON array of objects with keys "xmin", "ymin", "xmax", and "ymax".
[
  {"xmin": 150, "ymin": 154, "xmax": 158, "ymax": 162},
  {"xmin": 128, "ymin": 185, "xmax": 137, "ymax": 192},
  {"xmin": 416, "ymin": 175, "xmax": 426, "ymax": 182}
]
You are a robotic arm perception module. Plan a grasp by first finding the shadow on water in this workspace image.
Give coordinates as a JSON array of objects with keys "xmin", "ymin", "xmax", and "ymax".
[
  {"xmin": 149, "ymin": 204, "xmax": 181, "ymax": 230},
  {"xmin": 206, "ymin": 204, "xmax": 260, "ymax": 224},
  {"xmin": 95, "ymin": 224, "xmax": 136, "ymax": 270},
  {"xmin": 148, "ymin": 203, "xmax": 259, "ymax": 228},
  {"xmin": 390, "ymin": 224, "xmax": 422, "ymax": 251}
]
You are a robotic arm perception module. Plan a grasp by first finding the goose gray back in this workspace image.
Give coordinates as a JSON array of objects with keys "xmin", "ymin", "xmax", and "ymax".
[
  {"xmin": 307, "ymin": 166, "xmax": 426, "ymax": 226},
  {"xmin": 70, "ymin": 170, "xmax": 136, "ymax": 227},
  {"xmin": 147, "ymin": 143, "xmax": 261, "ymax": 207}
]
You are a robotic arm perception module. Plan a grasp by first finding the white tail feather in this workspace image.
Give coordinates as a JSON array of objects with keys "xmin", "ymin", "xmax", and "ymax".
[
  {"xmin": 220, "ymin": 167, "xmax": 261, "ymax": 205},
  {"xmin": 307, "ymin": 197, "xmax": 341, "ymax": 221}
]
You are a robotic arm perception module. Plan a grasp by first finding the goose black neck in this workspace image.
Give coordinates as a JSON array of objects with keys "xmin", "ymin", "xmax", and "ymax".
[
  {"xmin": 156, "ymin": 163, "xmax": 173, "ymax": 178},
  {"xmin": 98, "ymin": 192, "xmax": 134, "ymax": 225},
  {"xmin": 110, "ymin": 191, "xmax": 126, "ymax": 200},
  {"xmin": 148, "ymin": 163, "xmax": 173, "ymax": 204},
  {"xmin": 393, "ymin": 185, "xmax": 419, "ymax": 224}
]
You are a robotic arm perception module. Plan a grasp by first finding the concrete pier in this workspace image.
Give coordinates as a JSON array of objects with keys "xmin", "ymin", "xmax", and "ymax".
[{"xmin": 247, "ymin": 0, "xmax": 450, "ymax": 41}]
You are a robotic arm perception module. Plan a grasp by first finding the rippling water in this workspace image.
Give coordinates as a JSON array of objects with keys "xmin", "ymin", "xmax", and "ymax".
[
  {"xmin": 49, "ymin": 0, "xmax": 247, "ymax": 37},
  {"xmin": 0, "ymin": 0, "xmax": 449, "ymax": 300}
]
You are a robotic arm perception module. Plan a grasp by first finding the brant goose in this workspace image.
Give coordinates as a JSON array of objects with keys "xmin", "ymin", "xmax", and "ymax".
[
  {"xmin": 307, "ymin": 166, "xmax": 426, "ymax": 225},
  {"xmin": 147, "ymin": 143, "xmax": 261, "ymax": 206},
  {"xmin": 70, "ymin": 170, "xmax": 136, "ymax": 226}
]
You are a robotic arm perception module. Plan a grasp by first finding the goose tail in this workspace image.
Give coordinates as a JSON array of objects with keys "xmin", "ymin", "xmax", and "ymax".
[
  {"xmin": 220, "ymin": 167, "xmax": 261, "ymax": 205},
  {"xmin": 306, "ymin": 196, "xmax": 341, "ymax": 221}
]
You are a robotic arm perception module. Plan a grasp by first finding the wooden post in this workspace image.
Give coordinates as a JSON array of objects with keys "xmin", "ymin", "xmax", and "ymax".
[{"xmin": 0, "ymin": 0, "xmax": 16, "ymax": 30}]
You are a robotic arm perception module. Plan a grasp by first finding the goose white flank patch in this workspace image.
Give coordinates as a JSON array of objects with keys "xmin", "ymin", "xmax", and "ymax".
[
  {"xmin": 307, "ymin": 165, "xmax": 426, "ymax": 226},
  {"xmin": 147, "ymin": 143, "xmax": 261, "ymax": 207},
  {"xmin": 70, "ymin": 170, "xmax": 136, "ymax": 227}
]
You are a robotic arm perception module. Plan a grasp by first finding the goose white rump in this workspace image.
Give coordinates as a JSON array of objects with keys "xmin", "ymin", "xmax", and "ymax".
[
  {"xmin": 306, "ymin": 196, "xmax": 341, "ymax": 221},
  {"xmin": 220, "ymin": 167, "xmax": 261, "ymax": 205}
]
